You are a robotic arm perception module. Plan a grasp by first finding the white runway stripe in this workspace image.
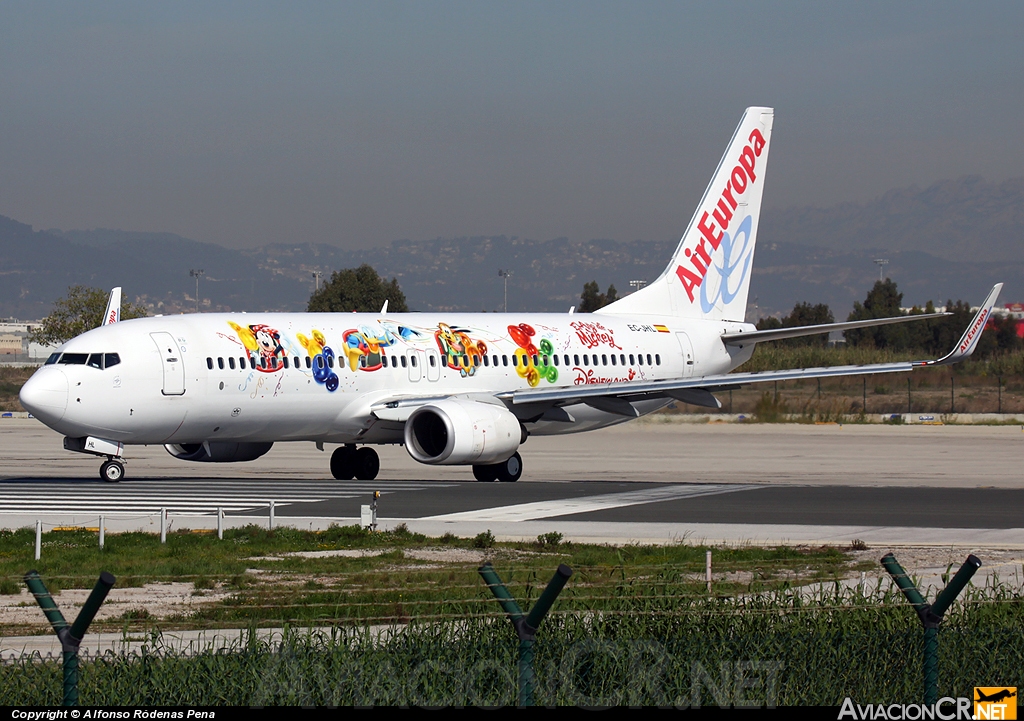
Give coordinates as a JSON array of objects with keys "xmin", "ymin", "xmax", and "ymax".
[
  {"xmin": 0, "ymin": 480, "xmax": 454, "ymax": 514},
  {"xmin": 422, "ymin": 484, "xmax": 762, "ymax": 522}
]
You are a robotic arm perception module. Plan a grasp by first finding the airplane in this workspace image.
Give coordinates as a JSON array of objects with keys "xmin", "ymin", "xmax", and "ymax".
[{"xmin": 18, "ymin": 106, "xmax": 1002, "ymax": 484}]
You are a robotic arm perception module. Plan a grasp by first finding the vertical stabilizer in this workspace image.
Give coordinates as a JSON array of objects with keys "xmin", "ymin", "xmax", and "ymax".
[
  {"xmin": 598, "ymin": 107, "xmax": 773, "ymax": 321},
  {"xmin": 101, "ymin": 287, "xmax": 122, "ymax": 326}
]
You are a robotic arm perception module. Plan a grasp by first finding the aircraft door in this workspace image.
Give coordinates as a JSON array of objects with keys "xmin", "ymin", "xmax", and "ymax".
[
  {"xmin": 425, "ymin": 349, "xmax": 440, "ymax": 382},
  {"xmin": 409, "ymin": 349, "xmax": 424, "ymax": 382},
  {"xmin": 675, "ymin": 332, "xmax": 695, "ymax": 378},
  {"xmin": 151, "ymin": 332, "xmax": 186, "ymax": 395}
]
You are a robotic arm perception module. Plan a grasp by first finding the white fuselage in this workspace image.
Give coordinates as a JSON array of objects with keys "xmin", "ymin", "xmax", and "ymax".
[{"xmin": 22, "ymin": 311, "xmax": 754, "ymax": 448}]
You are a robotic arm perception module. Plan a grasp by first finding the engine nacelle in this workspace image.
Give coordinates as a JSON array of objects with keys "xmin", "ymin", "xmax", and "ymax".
[
  {"xmin": 165, "ymin": 441, "xmax": 273, "ymax": 463},
  {"xmin": 405, "ymin": 399, "xmax": 521, "ymax": 465}
]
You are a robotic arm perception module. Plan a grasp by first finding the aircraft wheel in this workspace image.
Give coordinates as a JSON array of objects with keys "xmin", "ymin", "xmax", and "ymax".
[
  {"xmin": 100, "ymin": 459, "xmax": 124, "ymax": 483},
  {"xmin": 353, "ymin": 447, "xmax": 380, "ymax": 481},
  {"xmin": 330, "ymin": 446, "xmax": 356, "ymax": 480},
  {"xmin": 472, "ymin": 464, "xmax": 498, "ymax": 482},
  {"xmin": 494, "ymin": 452, "xmax": 522, "ymax": 483}
]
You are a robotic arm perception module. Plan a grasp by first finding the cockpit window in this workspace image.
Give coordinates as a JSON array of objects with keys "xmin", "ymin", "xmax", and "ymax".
[
  {"xmin": 59, "ymin": 353, "xmax": 88, "ymax": 365},
  {"xmin": 105, "ymin": 353, "xmax": 121, "ymax": 369},
  {"xmin": 45, "ymin": 353, "xmax": 60, "ymax": 365},
  {"xmin": 87, "ymin": 354, "xmax": 103, "ymax": 369}
]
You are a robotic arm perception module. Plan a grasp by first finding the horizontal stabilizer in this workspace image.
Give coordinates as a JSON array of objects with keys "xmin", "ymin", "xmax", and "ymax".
[{"xmin": 721, "ymin": 312, "xmax": 949, "ymax": 346}]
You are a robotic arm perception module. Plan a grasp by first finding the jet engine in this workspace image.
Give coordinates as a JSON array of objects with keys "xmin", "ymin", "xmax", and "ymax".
[
  {"xmin": 404, "ymin": 399, "xmax": 522, "ymax": 465},
  {"xmin": 164, "ymin": 441, "xmax": 273, "ymax": 463}
]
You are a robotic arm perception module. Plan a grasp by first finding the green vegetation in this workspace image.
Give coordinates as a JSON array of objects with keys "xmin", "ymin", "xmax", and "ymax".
[
  {"xmin": 0, "ymin": 525, "xmax": 861, "ymax": 635},
  {"xmin": 578, "ymin": 281, "xmax": 619, "ymax": 312},
  {"xmin": 307, "ymin": 264, "xmax": 408, "ymax": 313},
  {"xmin": 29, "ymin": 285, "xmax": 149, "ymax": 347}
]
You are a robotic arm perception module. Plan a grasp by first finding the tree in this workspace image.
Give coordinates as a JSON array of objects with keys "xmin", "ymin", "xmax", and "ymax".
[
  {"xmin": 307, "ymin": 264, "xmax": 409, "ymax": 313},
  {"xmin": 578, "ymin": 281, "xmax": 618, "ymax": 312},
  {"xmin": 845, "ymin": 279, "xmax": 908, "ymax": 349},
  {"xmin": 29, "ymin": 285, "xmax": 149, "ymax": 346},
  {"xmin": 755, "ymin": 301, "xmax": 834, "ymax": 346}
]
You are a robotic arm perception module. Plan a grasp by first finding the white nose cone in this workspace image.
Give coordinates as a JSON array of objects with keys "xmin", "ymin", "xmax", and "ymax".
[{"xmin": 20, "ymin": 369, "xmax": 68, "ymax": 425}]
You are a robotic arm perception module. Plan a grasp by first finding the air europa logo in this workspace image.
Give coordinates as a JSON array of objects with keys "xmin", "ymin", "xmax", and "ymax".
[
  {"xmin": 960, "ymin": 308, "xmax": 988, "ymax": 353},
  {"xmin": 675, "ymin": 127, "xmax": 766, "ymax": 305}
]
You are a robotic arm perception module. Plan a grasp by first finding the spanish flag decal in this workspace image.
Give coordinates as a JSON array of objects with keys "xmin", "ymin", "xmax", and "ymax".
[{"xmin": 654, "ymin": 325, "xmax": 670, "ymax": 333}]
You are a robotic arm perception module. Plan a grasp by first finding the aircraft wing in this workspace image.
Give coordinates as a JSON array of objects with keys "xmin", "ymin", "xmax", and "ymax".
[
  {"xmin": 499, "ymin": 283, "xmax": 1003, "ymax": 417},
  {"xmin": 720, "ymin": 312, "xmax": 950, "ymax": 346}
]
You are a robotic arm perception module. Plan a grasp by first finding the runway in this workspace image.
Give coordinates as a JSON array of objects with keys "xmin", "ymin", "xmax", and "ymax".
[{"xmin": 1, "ymin": 417, "xmax": 1022, "ymax": 546}]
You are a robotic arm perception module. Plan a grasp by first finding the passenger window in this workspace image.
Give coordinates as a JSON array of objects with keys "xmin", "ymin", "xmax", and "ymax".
[
  {"xmin": 552, "ymin": 355, "xmax": 558, "ymax": 366},
  {"xmin": 412, "ymin": 356, "xmax": 418, "ymax": 367},
  {"xmin": 656, "ymin": 354, "xmax": 661, "ymax": 365},
  {"xmin": 610, "ymin": 354, "xmax": 616, "ymax": 366},
  {"xmin": 87, "ymin": 354, "xmax": 103, "ymax": 369},
  {"xmin": 249, "ymin": 357, "xmax": 256, "ymax": 369},
  {"xmin": 45, "ymin": 353, "xmax": 60, "ymax": 365},
  {"xmin": 629, "ymin": 354, "xmax": 635, "ymax": 365},
  {"xmin": 359, "ymin": 355, "xmax": 366, "ymax": 368},
  {"xmin": 327, "ymin": 355, "xmax": 334, "ymax": 368},
  {"xmin": 401, "ymin": 356, "xmax": 407, "ymax": 368},
  {"xmin": 564, "ymin": 354, "xmax": 570, "ymax": 366},
  {"xmin": 261, "ymin": 357, "xmax": 267, "ymax": 369},
  {"xmin": 229, "ymin": 357, "xmax": 236, "ymax": 370},
  {"xmin": 647, "ymin": 354, "xmax": 653, "ymax": 365},
  {"xmin": 283, "ymin": 357, "xmax": 290, "ymax": 369},
  {"xmin": 574, "ymin": 354, "xmax": 580, "ymax": 366},
  {"xmin": 305, "ymin": 356, "xmax": 311, "ymax": 368},
  {"xmin": 502, "ymin": 355, "xmax": 508, "ymax": 367},
  {"xmin": 592, "ymin": 355, "xmax": 598, "ymax": 366},
  {"xmin": 105, "ymin": 353, "xmax": 120, "ymax": 369},
  {"xmin": 316, "ymin": 356, "xmax": 324, "ymax": 369},
  {"xmin": 601, "ymin": 354, "xmax": 607, "ymax": 365},
  {"xmin": 429, "ymin": 355, "xmax": 437, "ymax": 367},
  {"xmin": 531, "ymin": 354, "xmax": 538, "ymax": 367},
  {"xmin": 206, "ymin": 357, "xmax": 214, "ymax": 370},
  {"xmin": 217, "ymin": 357, "xmax": 225, "ymax": 370},
  {"xmin": 472, "ymin": 355, "xmax": 478, "ymax": 367},
  {"xmin": 512, "ymin": 355, "xmax": 518, "ymax": 367},
  {"xmin": 620, "ymin": 354, "xmax": 625, "ymax": 365},
  {"xmin": 483, "ymin": 355, "xmax": 489, "ymax": 367},
  {"xmin": 582, "ymin": 355, "xmax": 588, "ymax": 366}
]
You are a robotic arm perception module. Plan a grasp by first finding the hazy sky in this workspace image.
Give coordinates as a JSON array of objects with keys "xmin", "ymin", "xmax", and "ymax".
[{"xmin": 2, "ymin": 2, "xmax": 1023, "ymax": 250}]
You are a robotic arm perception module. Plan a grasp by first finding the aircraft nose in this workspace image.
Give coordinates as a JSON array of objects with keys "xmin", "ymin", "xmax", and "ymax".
[{"xmin": 19, "ymin": 369, "xmax": 68, "ymax": 424}]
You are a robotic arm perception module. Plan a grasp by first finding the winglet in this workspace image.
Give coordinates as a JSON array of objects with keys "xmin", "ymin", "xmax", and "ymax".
[
  {"xmin": 101, "ymin": 287, "xmax": 122, "ymax": 326},
  {"xmin": 924, "ymin": 284, "xmax": 1003, "ymax": 366}
]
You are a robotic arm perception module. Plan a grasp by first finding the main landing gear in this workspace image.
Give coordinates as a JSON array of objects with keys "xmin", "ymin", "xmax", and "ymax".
[
  {"xmin": 331, "ymin": 445, "xmax": 380, "ymax": 481},
  {"xmin": 99, "ymin": 457, "xmax": 125, "ymax": 483},
  {"xmin": 472, "ymin": 452, "xmax": 523, "ymax": 483}
]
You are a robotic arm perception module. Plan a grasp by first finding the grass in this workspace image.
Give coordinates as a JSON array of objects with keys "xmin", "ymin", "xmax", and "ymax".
[{"xmin": 0, "ymin": 525, "xmax": 861, "ymax": 634}]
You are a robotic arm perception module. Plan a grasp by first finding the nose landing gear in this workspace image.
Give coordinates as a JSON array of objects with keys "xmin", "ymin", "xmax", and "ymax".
[{"xmin": 99, "ymin": 458, "xmax": 125, "ymax": 483}]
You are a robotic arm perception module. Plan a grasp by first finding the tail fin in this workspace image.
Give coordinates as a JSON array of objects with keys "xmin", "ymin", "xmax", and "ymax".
[
  {"xmin": 599, "ymin": 106, "xmax": 774, "ymax": 321},
  {"xmin": 101, "ymin": 287, "xmax": 121, "ymax": 326}
]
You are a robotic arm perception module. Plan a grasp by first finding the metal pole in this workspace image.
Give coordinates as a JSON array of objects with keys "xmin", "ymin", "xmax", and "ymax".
[
  {"xmin": 99, "ymin": 516, "xmax": 104, "ymax": 550},
  {"xmin": 706, "ymin": 550, "xmax": 712, "ymax": 593},
  {"xmin": 863, "ymin": 377, "xmax": 867, "ymax": 415},
  {"xmin": 950, "ymin": 376, "xmax": 954, "ymax": 414},
  {"xmin": 35, "ymin": 520, "xmax": 41, "ymax": 561},
  {"xmin": 217, "ymin": 506, "xmax": 223, "ymax": 540},
  {"xmin": 269, "ymin": 500, "xmax": 275, "ymax": 531},
  {"xmin": 160, "ymin": 508, "xmax": 166, "ymax": 543},
  {"xmin": 907, "ymin": 378, "xmax": 912, "ymax": 415}
]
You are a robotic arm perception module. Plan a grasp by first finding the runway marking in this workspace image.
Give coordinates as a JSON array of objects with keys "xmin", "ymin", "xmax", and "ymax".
[
  {"xmin": 421, "ymin": 484, "xmax": 763, "ymax": 522},
  {"xmin": 0, "ymin": 480, "xmax": 455, "ymax": 515}
]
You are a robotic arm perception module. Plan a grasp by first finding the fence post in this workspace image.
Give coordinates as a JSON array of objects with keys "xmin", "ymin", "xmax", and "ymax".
[
  {"xmin": 881, "ymin": 552, "xmax": 980, "ymax": 704},
  {"xmin": 99, "ymin": 516, "xmax": 104, "ymax": 550},
  {"xmin": 24, "ymin": 570, "xmax": 116, "ymax": 706},
  {"xmin": 160, "ymin": 508, "xmax": 167, "ymax": 543},
  {"xmin": 269, "ymin": 501, "xmax": 275, "ymax": 531},
  {"xmin": 479, "ymin": 562, "xmax": 572, "ymax": 706},
  {"xmin": 217, "ymin": 507, "xmax": 223, "ymax": 540},
  {"xmin": 35, "ymin": 520, "xmax": 41, "ymax": 561}
]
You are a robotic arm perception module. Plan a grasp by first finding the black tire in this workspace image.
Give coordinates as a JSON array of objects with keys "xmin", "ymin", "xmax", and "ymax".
[
  {"xmin": 494, "ymin": 452, "xmax": 523, "ymax": 483},
  {"xmin": 330, "ymin": 446, "xmax": 356, "ymax": 480},
  {"xmin": 353, "ymin": 447, "xmax": 380, "ymax": 481},
  {"xmin": 472, "ymin": 464, "xmax": 498, "ymax": 482},
  {"xmin": 100, "ymin": 460, "xmax": 124, "ymax": 483}
]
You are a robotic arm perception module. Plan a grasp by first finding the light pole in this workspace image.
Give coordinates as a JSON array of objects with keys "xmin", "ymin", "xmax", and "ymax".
[
  {"xmin": 629, "ymin": 279, "xmax": 647, "ymax": 293},
  {"xmin": 498, "ymin": 269, "xmax": 512, "ymax": 313},
  {"xmin": 189, "ymin": 269, "xmax": 204, "ymax": 313},
  {"xmin": 873, "ymin": 258, "xmax": 889, "ymax": 282},
  {"xmin": 312, "ymin": 270, "xmax": 323, "ymax": 292}
]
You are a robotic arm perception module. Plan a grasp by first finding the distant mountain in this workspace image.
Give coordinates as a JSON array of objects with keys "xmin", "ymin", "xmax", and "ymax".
[
  {"xmin": 760, "ymin": 175, "xmax": 1024, "ymax": 263},
  {"xmin": 0, "ymin": 175, "xmax": 1020, "ymax": 320}
]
